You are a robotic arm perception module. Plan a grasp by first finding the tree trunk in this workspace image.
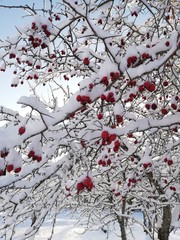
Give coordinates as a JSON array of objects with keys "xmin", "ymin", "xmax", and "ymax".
[
  {"xmin": 119, "ymin": 219, "xmax": 127, "ymax": 240},
  {"xmin": 158, "ymin": 205, "xmax": 171, "ymax": 240},
  {"xmin": 117, "ymin": 215, "xmax": 127, "ymax": 240},
  {"xmin": 116, "ymin": 199, "xmax": 127, "ymax": 240}
]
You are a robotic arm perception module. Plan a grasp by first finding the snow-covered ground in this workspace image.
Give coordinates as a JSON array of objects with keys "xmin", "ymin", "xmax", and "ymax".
[{"xmin": 13, "ymin": 210, "xmax": 180, "ymax": 240}]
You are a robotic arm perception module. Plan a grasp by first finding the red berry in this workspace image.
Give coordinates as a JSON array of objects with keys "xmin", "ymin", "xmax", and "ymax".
[
  {"xmin": 82, "ymin": 177, "xmax": 94, "ymax": 191},
  {"xmin": 116, "ymin": 115, "xmax": 123, "ymax": 123},
  {"xmin": 114, "ymin": 140, "xmax": 121, "ymax": 147},
  {"xmin": 98, "ymin": 159, "xmax": 102, "ymax": 165},
  {"xmin": 36, "ymin": 156, "xmax": 42, "ymax": 162},
  {"xmin": 113, "ymin": 72, "xmax": 120, "ymax": 80},
  {"xmin": 0, "ymin": 170, "xmax": 4, "ymax": 176},
  {"xmin": 109, "ymin": 134, "xmax": 117, "ymax": 142},
  {"xmin": 107, "ymin": 159, "xmax": 112, "ymax": 165},
  {"xmin": 128, "ymin": 133, "xmax": 133, "ymax": 138},
  {"xmin": 132, "ymin": 56, "xmax": 137, "ymax": 63},
  {"xmin": 0, "ymin": 150, "xmax": 9, "ymax": 158},
  {"xmin": 138, "ymin": 85, "xmax": 144, "ymax": 92},
  {"xmin": 107, "ymin": 92, "xmax": 114, "ymax": 98},
  {"xmin": 127, "ymin": 57, "xmax": 132, "ymax": 66},
  {"xmin": 142, "ymin": 53, "xmax": 149, "ymax": 59},
  {"xmin": 34, "ymin": 74, "xmax": 38, "ymax": 80},
  {"xmin": 9, "ymin": 53, "xmax": 16, "ymax": 59},
  {"xmin": 167, "ymin": 160, "xmax": 173, "ymax": 166},
  {"xmin": 113, "ymin": 146, "xmax": 119, "ymax": 152},
  {"xmin": 41, "ymin": 24, "xmax": 47, "ymax": 30},
  {"xmin": 101, "ymin": 76, "xmax": 109, "ymax": 86},
  {"xmin": 83, "ymin": 176, "xmax": 93, "ymax": 187},
  {"xmin": 6, "ymin": 164, "xmax": 14, "ymax": 172},
  {"xmin": 101, "ymin": 161, "xmax": 107, "ymax": 167},
  {"xmin": 151, "ymin": 103, "xmax": 157, "ymax": 110},
  {"xmin": 86, "ymin": 181, "xmax": 94, "ymax": 191},
  {"xmin": 14, "ymin": 167, "xmax": 22, "ymax": 173},
  {"xmin": 101, "ymin": 131, "xmax": 109, "ymax": 140},
  {"xmin": 100, "ymin": 94, "xmax": 106, "ymax": 100},
  {"xmin": 175, "ymin": 96, "xmax": 179, "ymax": 101},
  {"xmin": 41, "ymin": 42, "xmax": 48, "ymax": 49},
  {"xmin": 161, "ymin": 108, "xmax": 168, "ymax": 115},
  {"xmin": 76, "ymin": 95, "xmax": 82, "ymax": 102},
  {"xmin": 18, "ymin": 126, "xmax": 26, "ymax": 135},
  {"xmin": 28, "ymin": 150, "xmax": 35, "ymax": 158},
  {"xmin": 143, "ymin": 163, "xmax": 148, "ymax": 169},
  {"xmin": 83, "ymin": 58, "xmax": 90, "ymax": 65},
  {"xmin": 163, "ymin": 81, "xmax": 168, "ymax": 86},
  {"xmin": 76, "ymin": 182, "xmax": 85, "ymax": 193},
  {"xmin": 148, "ymin": 83, "xmax": 156, "ymax": 92},
  {"xmin": 98, "ymin": 19, "xmax": 102, "ymax": 24},
  {"xmin": 36, "ymin": 65, "xmax": 41, "ymax": 69},
  {"xmin": 108, "ymin": 97, "xmax": 115, "ymax": 103},
  {"xmin": 81, "ymin": 95, "xmax": 87, "ymax": 104},
  {"xmin": 144, "ymin": 81, "xmax": 151, "ymax": 89},
  {"xmin": 89, "ymin": 83, "xmax": 94, "ymax": 89},
  {"xmin": 97, "ymin": 113, "xmax": 103, "ymax": 119},
  {"xmin": 145, "ymin": 103, "xmax": 150, "ymax": 109},
  {"xmin": 171, "ymin": 103, "xmax": 177, "ymax": 110},
  {"xmin": 115, "ymin": 192, "xmax": 120, "ymax": 197}
]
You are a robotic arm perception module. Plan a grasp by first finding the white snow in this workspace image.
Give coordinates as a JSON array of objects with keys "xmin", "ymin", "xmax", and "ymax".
[{"xmin": 12, "ymin": 210, "xmax": 180, "ymax": 240}]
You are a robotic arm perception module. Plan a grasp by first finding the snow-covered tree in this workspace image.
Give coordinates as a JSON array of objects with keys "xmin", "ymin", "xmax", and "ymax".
[{"xmin": 0, "ymin": 1, "xmax": 179, "ymax": 239}]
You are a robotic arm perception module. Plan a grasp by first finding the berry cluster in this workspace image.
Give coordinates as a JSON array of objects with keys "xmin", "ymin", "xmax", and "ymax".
[
  {"xmin": 169, "ymin": 186, "xmax": 176, "ymax": 191},
  {"xmin": 76, "ymin": 176, "xmax": 94, "ymax": 193},
  {"xmin": 28, "ymin": 150, "xmax": 42, "ymax": 162},
  {"xmin": 139, "ymin": 81, "xmax": 156, "ymax": 93},
  {"xmin": 76, "ymin": 95, "xmax": 92, "ymax": 105},
  {"xmin": 127, "ymin": 177, "xmax": 137, "ymax": 187},
  {"xmin": 110, "ymin": 71, "xmax": 120, "ymax": 81},
  {"xmin": 145, "ymin": 102, "xmax": 157, "ymax": 110},
  {"xmin": 101, "ymin": 131, "xmax": 116, "ymax": 145},
  {"xmin": 164, "ymin": 157, "xmax": 173, "ymax": 166},
  {"xmin": 101, "ymin": 130, "xmax": 121, "ymax": 152},
  {"xmin": 127, "ymin": 52, "xmax": 152, "ymax": 68},
  {"xmin": 142, "ymin": 162, "xmax": 152, "ymax": 169},
  {"xmin": 115, "ymin": 114, "xmax": 123, "ymax": 124},
  {"xmin": 0, "ymin": 150, "xmax": 22, "ymax": 175},
  {"xmin": 98, "ymin": 158, "xmax": 112, "ymax": 167},
  {"xmin": 100, "ymin": 92, "xmax": 115, "ymax": 103},
  {"xmin": 100, "ymin": 72, "xmax": 120, "ymax": 86},
  {"xmin": 127, "ymin": 56, "xmax": 138, "ymax": 67}
]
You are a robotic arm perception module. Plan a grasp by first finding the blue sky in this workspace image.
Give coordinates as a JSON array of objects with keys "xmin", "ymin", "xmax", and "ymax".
[
  {"xmin": 0, "ymin": 1, "xmax": 150, "ymax": 113},
  {"xmin": 0, "ymin": 0, "xmax": 80, "ymax": 115},
  {"xmin": 0, "ymin": 1, "xmax": 44, "ymax": 112}
]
